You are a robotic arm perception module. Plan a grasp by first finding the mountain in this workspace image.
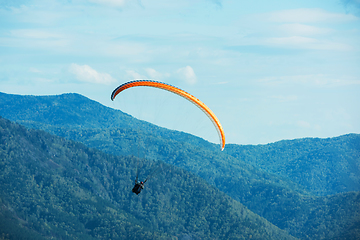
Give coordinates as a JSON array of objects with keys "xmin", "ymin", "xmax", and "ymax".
[
  {"xmin": 225, "ymin": 135, "xmax": 360, "ymax": 196},
  {"xmin": 0, "ymin": 117, "xmax": 297, "ymax": 240},
  {"xmin": 1, "ymin": 92, "xmax": 359, "ymax": 196},
  {"xmin": 1, "ymin": 91, "xmax": 360, "ymax": 240},
  {"xmin": 0, "ymin": 92, "xmax": 214, "ymax": 150}
]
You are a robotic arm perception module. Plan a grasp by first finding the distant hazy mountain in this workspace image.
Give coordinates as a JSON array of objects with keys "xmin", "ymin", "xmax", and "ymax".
[
  {"xmin": 1, "ymin": 92, "xmax": 360, "ymax": 240},
  {"xmin": 0, "ymin": 117, "xmax": 297, "ymax": 240},
  {"xmin": 225, "ymin": 134, "xmax": 360, "ymax": 196}
]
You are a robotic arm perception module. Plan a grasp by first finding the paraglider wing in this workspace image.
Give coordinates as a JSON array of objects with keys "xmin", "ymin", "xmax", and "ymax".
[{"xmin": 111, "ymin": 80, "xmax": 226, "ymax": 151}]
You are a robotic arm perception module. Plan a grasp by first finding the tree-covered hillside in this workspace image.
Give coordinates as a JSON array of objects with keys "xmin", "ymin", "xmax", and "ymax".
[
  {"xmin": 1, "ymin": 92, "xmax": 359, "ymax": 196},
  {"xmin": 225, "ymin": 134, "xmax": 360, "ymax": 196},
  {"xmin": 0, "ymin": 117, "xmax": 297, "ymax": 240},
  {"xmin": 1, "ymin": 92, "xmax": 360, "ymax": 240}
]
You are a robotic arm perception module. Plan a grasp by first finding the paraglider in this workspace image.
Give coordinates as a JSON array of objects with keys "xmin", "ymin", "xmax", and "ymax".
[
  {"xmin": 131, "ymin": 161, "xmax": 165, "ymax": 195},
  {"xmin": 111, "ymin": 80, "xmax": 225, "ymax": 195},
  {"xmin": 132, "ymin": 180, "xmax": 145, "ymax": 195},
  {"xmin": 111, "ymin": 80, "xmax": 225, "ymax": 150}
]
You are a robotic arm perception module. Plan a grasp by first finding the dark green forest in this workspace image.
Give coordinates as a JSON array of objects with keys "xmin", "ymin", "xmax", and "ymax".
[
  {"xmin": 0, "ymin": 117, "xmax": 296, "ymax": 239},
  {"xmin": 1, "ymin": 92, "xmax": 360, "ymax": 239}
]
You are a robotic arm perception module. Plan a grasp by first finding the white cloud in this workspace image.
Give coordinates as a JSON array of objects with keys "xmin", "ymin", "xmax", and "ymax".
[
  {"xmin": 258, "ymin": 74, "xmax": 360, "ymax": 87},
  {"xmin": 234, "ymin": 9, "xmax": 358, "ymax": 52},
  {"xmin": 145, "ymin": 68, "xmax": 170, "ymax": 80},
  {"xmin": 277, "ymin": 23, "xmax": 333, "ymax": 36},
  {"xmin": 265, "ymin": 36, "xmax": 352, "ymax": 50},
  {"xmin": 268, "ymin": 36, "xmax": 316, "ymax": 45},
  {"xmin": 176, "ymin": 66, "xmax": 197, "ymax": 85},
  {"xmin": 69, "ymin": 63, "xmax": 116, "ymax": 84},
  {"xmin": 3, "ymin": 29, "xmax": 69, "ymax": 50},
  {"xmin": 266, "ymin": 8, "xmax": 358, "ymax": 23},
  {"xmin": 125, "ymin": 70, "xmax": 146, "ymax": 80},
  {"xmin": 88, "ymin": 0, "xmax": 126, "ymax": 7}
]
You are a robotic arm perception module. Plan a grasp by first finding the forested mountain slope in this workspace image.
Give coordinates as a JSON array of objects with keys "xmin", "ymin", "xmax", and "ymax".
[
  {"xmin": 225, "ymin": 134, "xmax": 360, "ymax": 196},
  {"xmin": 1, "ymin": 92, "xmax": 360, "ymax": 240},
  {"xmin": 0, "ymin": 117, "xmax": 297, "ymax": 240},
  {"xmin": 0, "ymin": 92, "xmax": 214, "ymax": 150},
  {"xmin": 1, "ymin": 92, "xmax": 359, "ymax": 196}
]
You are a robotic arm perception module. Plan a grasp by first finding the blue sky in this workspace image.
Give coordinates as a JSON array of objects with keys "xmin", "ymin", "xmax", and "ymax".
[{"xmin": 1, "ymin": 0, "xmax": 359, "ymax": 146}]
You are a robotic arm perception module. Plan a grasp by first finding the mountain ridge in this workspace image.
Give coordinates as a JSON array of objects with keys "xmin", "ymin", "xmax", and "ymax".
[
  {"xmin": 1, "ymin": 91, "xmax": 360, "ymax": 239},
  {"xmin": 0, "ymin": 116, "xmax": 298, "ymax": 240}
]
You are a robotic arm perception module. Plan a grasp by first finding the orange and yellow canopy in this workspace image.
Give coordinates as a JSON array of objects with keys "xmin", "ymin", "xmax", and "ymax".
[{"xmin": 111, "ymin": 80, "xmax": 225, "ymax": 151}]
